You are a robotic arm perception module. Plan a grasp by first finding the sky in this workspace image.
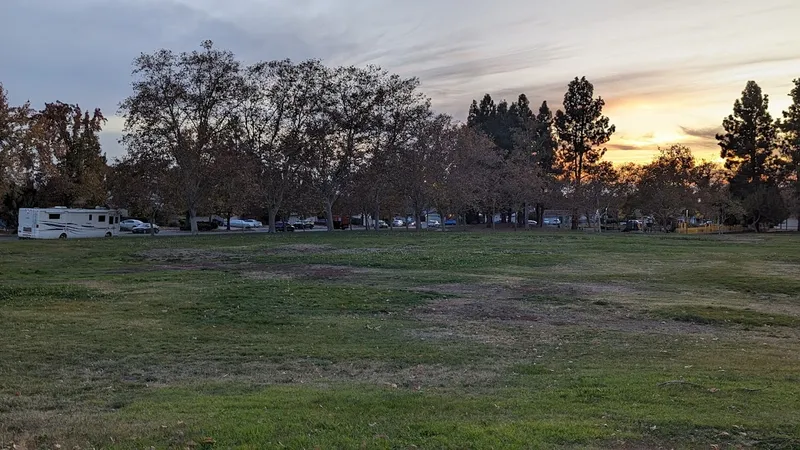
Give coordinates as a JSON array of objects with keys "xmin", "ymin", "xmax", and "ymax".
[{"xmin": 1, "ymin": 0, "xmax": 799, "ymax": 164}]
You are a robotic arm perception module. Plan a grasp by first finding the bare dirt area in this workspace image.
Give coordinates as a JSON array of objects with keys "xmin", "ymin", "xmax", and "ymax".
[
  {"xmin": 264, "ymin": 243, "xmax": 334, "ymax": 254},
  {"xmin": 409, "ymin": 281, "xmax": 720, "ymax": 345},
  {"xmin": 241, "ymin": 264, "xmax": 379, "ymax": 281},
  {"xmin": 137, "ymin": 247, "xmax": 239, "ymax": 262}
]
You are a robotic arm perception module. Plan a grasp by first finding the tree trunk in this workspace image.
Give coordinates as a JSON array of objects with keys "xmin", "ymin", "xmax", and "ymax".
[
  {"xmin": 524, "ymin": 204, "xmax": 530, "ymax": 230},
  {"xmin": 149, "ymin": 210, "xmax": 156, "ymax": 236},
  {"xmin": 226, "ymin": 211, "xmax": 232, "ymax": 231},
  {"xmin": 414, "ymin": 207, "xmax": 422, "ymax": 231},
  {"xmin": 189, "ymin": 207, "xmax": 198, "ymax": 235},
  {"xmin": 268, "ymin": 208, "xmax": 278, "ymax": 233},
  {"xmin": 374, "ymin": 202, "xmax": 380, "ymax": 231},
  {"xmin": 325, "ymin": 200, "xmax": 334, "ymax": 232},
  {"xmin": 538, "ymin": 203, "xmax": 544, "ymax": 228}
]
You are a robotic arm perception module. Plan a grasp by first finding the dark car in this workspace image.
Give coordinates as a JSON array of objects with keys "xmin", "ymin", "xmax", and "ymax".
[
  {"xmin": 180, "ymin": 221, "xmax": 218, "ymax": 232},
  {"xmin": 275, "ymin": 222, "xmax": 295, "ymax": 232},
  {"xmin": 132, "ymin": 223, "xmax": 160, "ymax": 234}
]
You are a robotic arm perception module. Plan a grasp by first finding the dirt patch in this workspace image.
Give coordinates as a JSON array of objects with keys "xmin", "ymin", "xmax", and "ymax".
[
  {"xmin": 266, "ymin": 243, "xmax": 334, "ymax": 254},
  {"xmin": 546, "ymin": 281, "xmax": 648, "ymax": 299},
  {"xmin": 412, "ymin": 282, "xmax": 518, "ymax": 299},
  {"xmin": 241, "ymin": 264, "xmax": 378, "ymax": 282},
  {"xmin": 409, "ymin": 279, "xmax": 718, "ymax": 344},
  {"xmin": 331, "ymin": 247, "xmax": 389, "ymax": 255},
  {"xmin": 414, "ymin": 296, "xmax": 717, "ymax": 337},
  {"xmin": 138, "ymin": 248, "xmax": 232, "ymax": 260}
]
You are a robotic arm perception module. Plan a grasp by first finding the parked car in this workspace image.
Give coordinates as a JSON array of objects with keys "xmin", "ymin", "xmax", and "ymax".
[
  {"xmin": 445, "ymin": 218, "xmax": 457, "ymax": 226},
  {"xmin": 120, "ymin": 219, "xmax": 143, "ymax": 231},
  {"xmin": 297, "ymin": 218, "xmax": 314, "ymax": 229},
  {"xmin": 132, "ymin": 223, "xmax": 160, "ymax": 234},
  {"xmin": 179, "ymin": 220, "xmax": 218, "ymax": 231},
  {"xmin": 314, "ymin": 218, "xmax": 327, "ymax": 226},
  {"xmin": 527, "ymin": 219, "xmax": 538, "ymax": 226},
  {"xmin": 622, "ymin": 220, "xmax": 641, "ymax": 232},
  {"xmin": 275, "ymin": 221, "xmax": 295, "ymax": 232},
  {"xmin": 229, "ymin": 219, "xmax": 255, "ymax": 229},
  {"xmin": 243, "ymin": 219, "xmax": 263, "ymax": 228},
  {"xmin": 543, "ymin": 217, "xmax": 561, "ymax": 226},
  {"xmin": 378, "ymin": 220, "xmax": 389, "ymax": 229},
  {"xmin": 427, "ymin": 220, "xmax": 441, "ymax": 228},
  {"xmin": 392, "ymin": 218, "xmax": 405, "ymax": 227}
]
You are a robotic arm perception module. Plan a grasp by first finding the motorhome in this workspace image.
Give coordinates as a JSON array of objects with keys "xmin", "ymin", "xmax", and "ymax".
[{"xmin": 17, "ymin": 207, "xmax": 121, "ymax": 239}]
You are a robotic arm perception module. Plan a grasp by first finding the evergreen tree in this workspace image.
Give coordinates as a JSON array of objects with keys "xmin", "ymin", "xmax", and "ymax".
[
  {"xmin": 555, "ymin": 77, "xmax": 615, "ymax": 229},
  {"xmin": 779, "ymin": 79, "xmax": 800, "ymax": 228},
  {"xmin": 467, "ymin": 100, "xmax": 480, "ymax": 128},
  {"xmin": 535, "ymin": 101, "xmax": 558, "ymax": 174},
  {"xmin": 717, "ymin": 81, "xmax": 787, "ymax": 231}
]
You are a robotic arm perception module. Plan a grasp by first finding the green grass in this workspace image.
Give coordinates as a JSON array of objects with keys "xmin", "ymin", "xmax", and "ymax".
[{"xmin": 2, "ymin": 231, "xmax": 800, "ymax": 449}]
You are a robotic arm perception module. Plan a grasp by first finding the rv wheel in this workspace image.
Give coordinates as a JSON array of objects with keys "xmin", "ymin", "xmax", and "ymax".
[
  {"xmin": 105, "ymin": 232, "xmax": 112, "ymax": 238},
  {"xmin": 59, "ymin": 233, "xmax": 67, "ymax": 239}
]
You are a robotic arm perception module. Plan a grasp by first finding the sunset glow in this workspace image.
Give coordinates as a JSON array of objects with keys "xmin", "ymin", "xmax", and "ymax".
[{"xmin": 1, "ymin": 0, "xmax": 798, "ymax": 164}]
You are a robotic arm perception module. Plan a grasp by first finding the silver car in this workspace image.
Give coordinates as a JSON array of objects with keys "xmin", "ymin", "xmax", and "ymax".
[{"xmin": 120, "ymin": 219, "xmax": 143, "ymax": 231}]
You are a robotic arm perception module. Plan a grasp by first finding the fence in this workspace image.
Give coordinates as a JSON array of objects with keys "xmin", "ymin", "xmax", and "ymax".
[{"xmin": 676, "ymin": 223, "xmax": 744, "ymax": 234}]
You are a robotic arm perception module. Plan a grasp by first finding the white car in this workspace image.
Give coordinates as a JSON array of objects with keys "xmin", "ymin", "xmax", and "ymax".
[
  {"xmin": 229, "ymin": 219, "xmax": 254, "ymax": 229},
  {"xmin": 243, "ymin": 219, "xmax": 262, "ymax": 228},
  {"xmin": 120, "ymin": 219, "xmax": 143, "ymax": 231}
]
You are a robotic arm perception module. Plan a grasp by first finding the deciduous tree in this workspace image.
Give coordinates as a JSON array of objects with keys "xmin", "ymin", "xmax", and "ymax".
[
  {"xmin": 32, "ymin": 102, "xmax": 108, "ymax": 207},
  {"xmin": 306, "ymin": 65, "xmax": 397, "ymax": 231},
  {"xmin": 120, "ymin": 40, "xmax": 243, "ymax": 234},
  {"xmin": 633, "ymin": 145, "xmax": 696, "ymax": 231}
]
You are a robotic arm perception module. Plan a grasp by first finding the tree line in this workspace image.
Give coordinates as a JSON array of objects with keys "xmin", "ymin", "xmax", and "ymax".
[{"xmin": 1, "ymin": 41, "xmax": 798, "ymax": 233}]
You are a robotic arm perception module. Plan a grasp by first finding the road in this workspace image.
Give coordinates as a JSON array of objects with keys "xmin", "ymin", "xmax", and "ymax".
[{"xmin": 0, "ymin": 225, "xmax": 437, "ymax": 239}]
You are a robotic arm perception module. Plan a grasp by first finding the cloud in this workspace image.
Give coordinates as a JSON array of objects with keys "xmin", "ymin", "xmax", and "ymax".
[
  {"xmin": 608, "ymin": 143, "xmax": 646, "ymax": 151},
  {"xmin": 2, "ymin": 0, "xmax": 798, "ymax": 164},
  {"xmin": 680, "ymin": 126, "xmax": 723, "ymax": 141}
]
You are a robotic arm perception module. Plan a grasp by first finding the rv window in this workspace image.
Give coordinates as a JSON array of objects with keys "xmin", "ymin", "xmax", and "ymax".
[
  {"xmin": 99, "ymin": 215, "xmax": 106, "ymax": 223},
  {"xmin": 89, "ymin": 215, "xmax": 93, "ymax": 221},
  {"xmin": 49, "ymin": 214, "xmax": 61, "ymax": 220},
  {"xmin": 115, "ymin": 216, "xmax": 119, "ymax": 224}
]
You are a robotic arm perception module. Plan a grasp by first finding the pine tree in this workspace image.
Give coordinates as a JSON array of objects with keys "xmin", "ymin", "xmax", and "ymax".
[
  {"xmin": 535, "ymin": 101, "xmax": 558, "ymax": 174},
  {"xmin": 717, "ymin": 80, "xmax": 787, "ymax": 231},
  {"xmin": 555, "ymin": 77, "xmax": 615, "ymax": 229},
  {"xmin": 467, "ymin": 100, "xmax": 480, "ymax": 128},
  {"xmin": 779, "ymin": 79, "xmax": 800, "ymax": 228}
]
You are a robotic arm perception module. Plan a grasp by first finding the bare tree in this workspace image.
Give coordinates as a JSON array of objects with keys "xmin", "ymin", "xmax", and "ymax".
[
  {"xmin": 306, "ymin": 66, "xmax": 390, "ymax": 231},
  {"xmin": 238, "ymin": 60, "xmax": 326, "ymax": 232},
  {"xmin": 120, "ymin": 40, "xmax": 243, "ymax": 234}
]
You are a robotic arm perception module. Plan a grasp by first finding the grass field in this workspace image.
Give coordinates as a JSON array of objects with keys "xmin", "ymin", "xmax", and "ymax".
[{"xmin": 1, "ymin": 231, "xmax": 800, "ymax": 449}]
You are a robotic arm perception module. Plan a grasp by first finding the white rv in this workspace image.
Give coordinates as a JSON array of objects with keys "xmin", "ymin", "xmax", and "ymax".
[{"xmin": 17, "ymin": 207, "xmax": 121, "ymax": 239}]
